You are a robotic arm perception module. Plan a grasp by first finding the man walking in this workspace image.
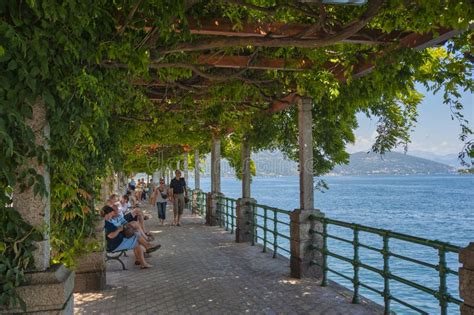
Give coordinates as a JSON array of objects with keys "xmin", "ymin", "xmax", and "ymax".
[{"xmin": 169, "ymin": 169, "xmax": 187, "ymax": 226}]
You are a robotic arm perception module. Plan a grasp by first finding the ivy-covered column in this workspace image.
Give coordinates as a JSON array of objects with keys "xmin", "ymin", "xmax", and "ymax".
[
  {"xmin": 290, "ymin": 97, "xmax": 324, "ymax": 279},
  {"xmin": 73, "ymin": 176, "xmax": 108, "ymax": 293},
  {"xmin": 208, "ymin": 133, "xmax": 222, "ymax": 226},
  {"xmin": 116, "ymin": 172, "xmax": 127, "ymax": 195},
  {"xmin": 236, "ymin": 137, "xmax": 255, "ymax": 243},
  {"xmin": 13, "ymin": 99, "xmax": 75, "ymax": 314}
]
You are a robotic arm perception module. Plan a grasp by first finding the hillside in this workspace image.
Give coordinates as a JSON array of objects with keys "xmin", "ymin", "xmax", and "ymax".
[
  {"xmin": 331, "ymin": 151, "xmax": 455, "ymax": 175},
  {"xmin": 200, "ymin": 150, "xmax": 455, "ymax": 177}
]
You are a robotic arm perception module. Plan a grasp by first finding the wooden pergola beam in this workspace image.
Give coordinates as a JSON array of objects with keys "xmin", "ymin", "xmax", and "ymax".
[
  {"xmin": 351, "ymin": 27, "xmax": 468, "ymax": 79},
  {"xmin": 196, "ymin": 55, "xmax": 315, "ymax": 71},
  {"xmin": 186, "ymin": 18, "xmax": 395, "ymax": 45},
  {"xmin": 270, "ymin": 26, "xmax": 471, "ymax": 111}
]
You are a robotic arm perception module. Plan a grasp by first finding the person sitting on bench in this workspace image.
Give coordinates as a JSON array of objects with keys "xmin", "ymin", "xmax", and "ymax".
[
  {"xmin": 107, "ymin": 194, "xmax": 153, "ymax": 239},
  {"xmin": 102, "ymin": 205, "xmax": 160, "ymax": 269}
]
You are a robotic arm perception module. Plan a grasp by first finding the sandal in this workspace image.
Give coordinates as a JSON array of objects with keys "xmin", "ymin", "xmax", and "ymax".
[{"xmin": 146, "ymin": 244, "xmax": 161, "ymax": 254}]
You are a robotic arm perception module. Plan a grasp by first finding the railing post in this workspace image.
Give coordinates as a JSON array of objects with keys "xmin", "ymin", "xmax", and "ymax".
[
  {"xmin": 439, "ymin": 247, "xmax": 448, "ymax": 315},
  {"xmin": 382, "ymin": 233, "xmax": 391, "ymax": 314},
  {"xmin": 321, "ymin": 219, "xmax": 328, "ymax": 286},
  {"xmin": 236, "ymin": 198, "xmax": 256, "ymax": 243},
  {"xmin": 352, "ymin": 226, "xmax": 360, "ymax": 304},
  {"xmin": 460, "ymin": 242, "xmax": 474, "ymax": 314},
  {"xmin": 290, "ymin": 209, "xmax": 324, "ymax": 279},
  {"xmin": 230, "ymin": 199, "xmax": 235, "ymax": 234}
]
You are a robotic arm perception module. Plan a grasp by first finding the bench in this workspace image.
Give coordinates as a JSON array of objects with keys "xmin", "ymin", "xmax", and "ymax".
[{"xmin": 106, "ymin": 250, "xmax": 128, "ymax": 270}]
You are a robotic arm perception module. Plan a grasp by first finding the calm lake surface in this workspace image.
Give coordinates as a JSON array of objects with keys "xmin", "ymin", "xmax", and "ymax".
[{"xmin": 193, "ymin": 175, "xmax": 473, "ymax": 315}]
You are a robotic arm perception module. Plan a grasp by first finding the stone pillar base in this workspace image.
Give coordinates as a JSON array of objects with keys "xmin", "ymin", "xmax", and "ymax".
[
  {"xmin": 191, "ymin": 189, "xmax": 202, "ymax": 215},
  {"xmin": 460, "ymin": 243, "xmax": 474, "ymax": 314},
  {"xmin": 208, "ymin": 192, "xmax": 224, "ymax": 226},
  {"xmin": 290, "ymin": 209, "xmax": 324, "ymax": 279},
  {"xmin": 236, "ymin": 197, "xmax": 256, "ymax": 243},
  {"xmin": 7, "ymin": 264, "xmax": 75, "ymax": 314},
  {"xmin": 461, "ymin": 304, "xmax": 474, "ymax": 315},
  {"xmin": 73, "ymin": 252, "xmax": 106, "ymax": 293},
  {"xmin": 73, "ymin": 220, "xmax": 106, "ymax": 293}
]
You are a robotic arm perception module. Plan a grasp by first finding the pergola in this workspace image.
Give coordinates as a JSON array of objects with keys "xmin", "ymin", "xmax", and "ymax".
[{"xmin": 4, "ymin": 1, "xmax": 473, "ymax": 314}]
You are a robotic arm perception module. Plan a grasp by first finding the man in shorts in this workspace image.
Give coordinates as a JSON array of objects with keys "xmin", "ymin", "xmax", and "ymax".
[{"xmin": 169, "ymin": 169, "xmax": 187, "ymax": 226}]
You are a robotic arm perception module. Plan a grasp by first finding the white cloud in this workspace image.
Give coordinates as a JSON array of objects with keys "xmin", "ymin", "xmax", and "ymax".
[{"xmin": 347, "ymin": 131, "xmax": 377, "ymax": 153}]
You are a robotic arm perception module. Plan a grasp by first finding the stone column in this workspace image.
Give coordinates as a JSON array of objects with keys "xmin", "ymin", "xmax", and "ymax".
[
  {"xmin": 236, "ymin": 138, "xmax": 254, "ymax": 242},
  {"xmin": 298, "ymin": 97, "xmax": 314, "ymax": 210},
  {"xmin": 241, "ymin": 138, "xmax": 251, "ymax": 199},
  {"xmin": 460, "ymin": 243, "xmax": 474, "ymax": 314},
  {"xmin": 183, "ymin": 152, "xmax": 189, "ymax": 184},
  {"xmin": 12, "ymin": 99, "xmax": 74, "ymax": 314},
  {"xmin": 208, "ymin": 134, "xmax": 222, "ymax": 226},
  {"xmin": 116, "ymin": 172, "xmax": 127, "ymax": 194},
  {"xmin": 152, "ymin": 170, "xmax": 160, "ymax": 184},
  {"xmin": 194, "ymin": 149, "xmax": 200, "ymax": 190},
  {"xmin": 73, "ymin": 219, "xmax": 106, "ymax": 293},
  {"xmin": 290, "ymin": 97, "xmax": 324, "ymax": 279},
  {"xmin": 192, "ymin": 150, "xmax": 201, "ymax": 215},
  {"xmin": 211, "ymin": 134, "xmax": 221, "ymax": 194}
]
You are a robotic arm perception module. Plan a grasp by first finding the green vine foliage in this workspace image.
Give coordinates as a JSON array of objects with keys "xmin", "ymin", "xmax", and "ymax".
[{"xmin": 0, "ymin": 0, "xmax": 473, "ymax": 310}]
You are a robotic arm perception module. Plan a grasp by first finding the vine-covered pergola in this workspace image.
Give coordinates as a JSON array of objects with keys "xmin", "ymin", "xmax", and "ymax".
[{"xmin": 0, "ymin": 1, "xmax": 472, "ymax": 313}]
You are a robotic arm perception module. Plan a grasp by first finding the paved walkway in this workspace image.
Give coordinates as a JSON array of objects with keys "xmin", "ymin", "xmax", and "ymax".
[{"xmin": 74, "ymin": 203, "xmax": 383, "ymax": 314}]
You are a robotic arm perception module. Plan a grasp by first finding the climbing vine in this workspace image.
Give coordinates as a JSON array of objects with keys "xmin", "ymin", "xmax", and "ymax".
[{"xmin": 0, "ymin": 0, "xmax": 473, "ymax": 310}]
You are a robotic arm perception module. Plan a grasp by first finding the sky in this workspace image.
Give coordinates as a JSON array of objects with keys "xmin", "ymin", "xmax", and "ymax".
[{"xmin": 348, "ymin": 83, "xmax": 473, "ymax": 156}]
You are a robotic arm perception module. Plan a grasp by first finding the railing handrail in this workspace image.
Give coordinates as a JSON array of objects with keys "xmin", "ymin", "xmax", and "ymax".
[
  {"xmin": 309, "ymin": 215, "xmax": 461, "ymax": 253},
  {"xmin": 253, "ymin": 203, "xmax": 292, "ymax": 215}
]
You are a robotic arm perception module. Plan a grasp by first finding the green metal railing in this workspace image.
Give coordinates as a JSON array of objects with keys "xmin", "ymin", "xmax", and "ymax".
[
  {"xmin": 216, "ymin": 196, "xmax": 237, "ymax": 233},
  {"xmin": 251, "ymin": 203, "xmax": 291, "ymax": 258},
  {"xmin": 308, "ymin": 215, "xmax": 462, "ymax": 315},
  {"xmin": 212, "ymin": 196, "xmax": 292, "ymax": 258},
  {"xmin": 189, "ymin": 189, "xmax": 207, "ymax": 216},
  {"xmin": 191, "ymin": 190, "xmax": 463, "ymax": 314}
]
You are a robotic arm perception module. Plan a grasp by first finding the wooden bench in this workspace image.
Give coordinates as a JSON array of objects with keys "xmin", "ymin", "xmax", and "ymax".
[{"xmin": 105, "ymin": 250, "xmax": 128, "ymax": 270}]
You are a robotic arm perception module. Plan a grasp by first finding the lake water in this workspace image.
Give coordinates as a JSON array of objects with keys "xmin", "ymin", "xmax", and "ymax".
[{"xmin": 192, "ymin": 175, "xmax": 473, "ymax": 314}]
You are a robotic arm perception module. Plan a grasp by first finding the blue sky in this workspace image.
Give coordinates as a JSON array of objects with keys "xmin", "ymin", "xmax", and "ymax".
[{"xmin": 349, "ymin": 84, "xmax": 473, "ymax": 156}]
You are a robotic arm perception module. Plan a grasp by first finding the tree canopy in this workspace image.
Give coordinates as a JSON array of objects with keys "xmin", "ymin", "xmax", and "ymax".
[{"xmin": 0, "ymin": 0, "xmax": 472, "ymax": 309}]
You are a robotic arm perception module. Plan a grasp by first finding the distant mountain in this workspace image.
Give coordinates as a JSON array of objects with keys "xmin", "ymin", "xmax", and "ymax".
[
  {"xmin": 331, "ymin": 151, "xmax": 455, "ymax": 175},
  {"xmin": 407, "ymin": 150, "xmax": 464, "ymax": 167},
  {"xmin": 199, "ymin": 150, "xmax": 455, "ymax": 177},
  {"xmin": 203, "ymin": 150, "xmax": 298, "ymax": 177}
]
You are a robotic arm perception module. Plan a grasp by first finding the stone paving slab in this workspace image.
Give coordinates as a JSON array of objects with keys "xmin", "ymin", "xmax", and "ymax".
[{"xmin": 74, "ymin": 204, "xmax": 383, "ymax": 314}]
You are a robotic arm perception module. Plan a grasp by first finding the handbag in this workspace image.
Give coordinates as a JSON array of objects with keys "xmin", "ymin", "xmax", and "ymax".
[{"xmin": 122, "ymin": 224, "xmax": 135, "ymax": 238}]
